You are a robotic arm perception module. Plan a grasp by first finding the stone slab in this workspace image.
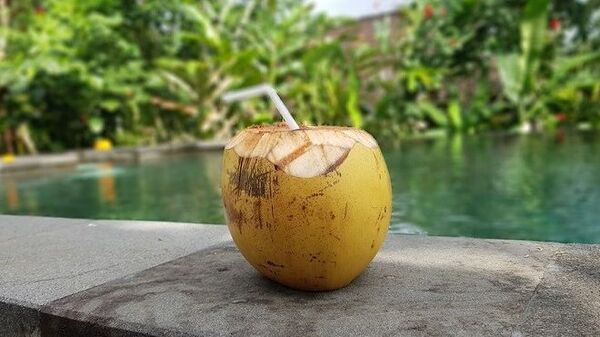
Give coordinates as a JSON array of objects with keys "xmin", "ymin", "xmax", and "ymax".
[
  {"xmin": 0, "ymin": 215, "xmax": 230, "ymax": 306},
  {"xmin": 42, "ymin": 235, "xmax": 600, "ymax": 337}
]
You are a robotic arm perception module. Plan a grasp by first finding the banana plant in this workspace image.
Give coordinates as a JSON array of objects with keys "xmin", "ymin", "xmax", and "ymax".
[
  {"xmin": 156, "ymin": 0, "xmax": 363, "ymax": 139},
  {"xmin": 496, "ymin": 0, "xmax": 548, "ymax": 127},
  {"xmin": 155, "ymin": 0, "xmax": 273, "ymax": 139}
]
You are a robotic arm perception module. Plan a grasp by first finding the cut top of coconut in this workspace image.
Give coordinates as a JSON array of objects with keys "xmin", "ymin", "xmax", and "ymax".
[{"xmin": 225, "ymin": 125, "xmax": 379, "ymax": 178}]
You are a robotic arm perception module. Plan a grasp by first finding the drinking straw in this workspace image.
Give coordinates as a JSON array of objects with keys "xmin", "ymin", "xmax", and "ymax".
[{"xmin": 222, "ymin": 84, "xmax": 300, "ymax": 130}]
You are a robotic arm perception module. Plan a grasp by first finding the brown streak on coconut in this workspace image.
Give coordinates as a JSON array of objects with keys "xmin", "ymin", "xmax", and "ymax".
[
  {"xmin": 275, "ymin": 141, "xmax": 311, "ymax": 168},
  {"xmin": 324, "ymin": 149, "xmax": 350, "ymax": 175},
  {"xmin": 288, "ymin": 196, "xmax": 298, "ymax": 206},
  {"xmin": 306, "ymin": 191, "xmax": 325, "ymax": 199},
  {"xmin": 230, "ymin": 157, "xmax": 273, "ymax": 197},
  {"xmin": 266, "ymin": 260, "xmax": 285, "ymax": 268},
  {"xmin": 377, "ymin": 207, "xmax": 386, "ymax": 221},
  {"xmin": 253, "ymin": 200, "xmax": 263, "ymax": 229},
  {"xmin": 343, "ymin": 202, "xmax": 348, "ymax": 219},
  {"xmin": 223, "ymin": 197, "xmax": 244, "ymax": 234},
  {"xmin": 329, "ymin": 233, "xmax": 341, "ymax": 241},
  {"xmin": 312, "ymin": 178, "xmax": 341, "ymax": 195}
]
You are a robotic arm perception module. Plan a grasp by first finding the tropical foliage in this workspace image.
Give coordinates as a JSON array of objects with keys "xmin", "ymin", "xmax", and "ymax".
[{"xmin": 0, "ymin": 0, "xmax": 599, "ymax": 153}]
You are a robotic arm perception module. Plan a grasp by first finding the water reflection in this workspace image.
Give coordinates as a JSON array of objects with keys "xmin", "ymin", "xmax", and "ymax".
[
  {"xmin": 97, "ymin": 163, "xmax": 117, "ymax": 204},
  {"xmin": 5, "ymin": 180, "xmax": 19, "ymax": 209},
  {"xmin": 385, "ymin": 131, "xmax": 600, "ymax": 243},
  {"xmin": 0, "ymin": 152, "xmax": 225, "ymax": 223}
]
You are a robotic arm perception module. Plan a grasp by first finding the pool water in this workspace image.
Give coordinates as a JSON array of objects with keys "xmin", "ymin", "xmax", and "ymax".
[{"xmin": 2, "ymin": 132, "xmax": 600, "ymax": 243}]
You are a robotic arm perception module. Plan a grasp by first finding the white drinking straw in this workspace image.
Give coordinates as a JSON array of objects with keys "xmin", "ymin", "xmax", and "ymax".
[{"xmin": 222, "ymin": 84, "xmax": 300, "ymax": 130}]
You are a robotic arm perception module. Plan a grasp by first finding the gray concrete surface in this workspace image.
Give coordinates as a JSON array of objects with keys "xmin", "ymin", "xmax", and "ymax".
[
  {"xmin": 512, "ymin": 244, "xmax": 600, "ymax": 336},
  {"xmin": 0, "ymin": 215, "xmax": 230, "ymax": 305},
  {"xmin": 1, "ymin": 216, "xmax": 599, "ymax": 337}
]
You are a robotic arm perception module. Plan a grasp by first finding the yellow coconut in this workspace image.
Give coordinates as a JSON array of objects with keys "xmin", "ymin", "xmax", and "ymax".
[{"xmin": 221, "ymin": 124, "xmax": 391, "ymax": 291}]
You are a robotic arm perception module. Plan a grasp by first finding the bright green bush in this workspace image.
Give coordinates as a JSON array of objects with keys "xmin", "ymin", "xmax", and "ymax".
[{"xmin": 0, "ymin": 0, "xmax": 599, "ymax": 153}]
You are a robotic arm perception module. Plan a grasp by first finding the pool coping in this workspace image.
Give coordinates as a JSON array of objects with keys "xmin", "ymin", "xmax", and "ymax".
[
  {"xmin": 0, "ymin": 140, "xmax": 227, "ymax": 174},
  {"xmin": 1, "ymin": 215, "xmax": 599, "ymax": 336}
]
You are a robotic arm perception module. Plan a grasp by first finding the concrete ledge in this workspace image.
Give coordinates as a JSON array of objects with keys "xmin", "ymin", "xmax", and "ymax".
[
  {"xmin": 1, "ymin": 216, "xmax": 599, "ymax": 336},
  {"xmin": 0, "ymin": 215, "xmax": 230, "ymax": 306},
  {"xmin": 0, "ymin": 215, "xmax": 231, "ymax": 337},
  {"xmin": 133, "ymin": 140, "xmax": 227, "ymax": 162},
  {"xmin": 0, "ymin": 152, "xmax": 79, "ymax": 173},
  {"xmin": 0, "ymin": 141, "xmax": 227, "ymax": 174}
]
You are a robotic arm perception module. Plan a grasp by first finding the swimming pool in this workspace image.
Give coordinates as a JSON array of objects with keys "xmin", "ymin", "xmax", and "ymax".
[{"xmin": 2, "ymin": 131, "xmax": 600, "ymax": 243}]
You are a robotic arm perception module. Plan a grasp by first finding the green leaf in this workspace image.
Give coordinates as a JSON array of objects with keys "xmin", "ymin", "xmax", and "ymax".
[
  {"xmin": 552, "ymin": 51, "xmax": 600, "ymax": 83},
  {"xmin": 99, "ymin": 99, "xmax": 120, "ymax": 112},
  {"xmin": 346, "ymin": 75, "xmax": 363, "ymax": 128},
  {"xmin": 497, "ymin": 54, "xmax": 524, "ymax": 104},
  {"xmin": 447, "ymin": 100, "xmax": 463, "ymax": 131},
  {"xmin": 407, "ymin": 72, "xmax": 417, "ymax": 93},
  {"xmin": 520, "ymin": 0, "xmax": 549, "ymax": 91},
  {"xmin": 419, "ymin": 102, "xmax": 447, "ymax": 127},
  {"xmin": 180, "ymin": 4, "xmax": 222, "ymax": 49},
  {"xmin": 88, "ymin": 117, "xmax": 104, "ymax": 135}
]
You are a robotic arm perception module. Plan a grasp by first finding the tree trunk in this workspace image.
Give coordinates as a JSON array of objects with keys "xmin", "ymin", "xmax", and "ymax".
[{"xmin": 3, "ymin": 128, "xmax": 15, "ymax": 154}]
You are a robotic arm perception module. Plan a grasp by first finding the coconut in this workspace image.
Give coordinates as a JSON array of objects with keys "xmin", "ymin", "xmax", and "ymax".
[{"xmin": 221, "ymin": 124, "xmax": 391, "ymax": 291}]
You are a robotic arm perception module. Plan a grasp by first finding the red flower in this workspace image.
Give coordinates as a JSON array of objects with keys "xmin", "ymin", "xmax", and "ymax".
[
  {"xmin": 555, "ymin": 112, "xmax": 567, "ymax": 122},
  {"xmin": 423, "ymin": 4, "xmax": 434, "ymax": 19},
  {"xmin": 549, "ymin": 18, "xmax": 561, "ymax": 31},
  {"xmin": 35, "ymin": 5, "xmax": 45, "ymax": 15}
]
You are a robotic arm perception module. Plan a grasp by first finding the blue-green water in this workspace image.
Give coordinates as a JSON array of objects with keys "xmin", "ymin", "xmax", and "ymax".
[{"xmin": 2, "ymin": 132, "xmax": 600, "ymax": 243}]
